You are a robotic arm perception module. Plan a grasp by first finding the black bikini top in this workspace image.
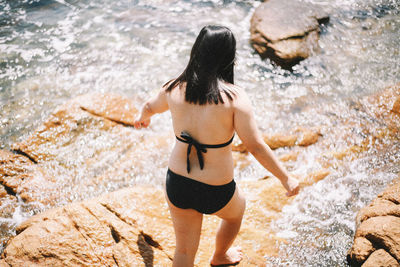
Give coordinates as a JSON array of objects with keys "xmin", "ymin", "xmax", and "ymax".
[{"xmin": 176, "ymin": 131, "xmax": 234, "ymax": 173}]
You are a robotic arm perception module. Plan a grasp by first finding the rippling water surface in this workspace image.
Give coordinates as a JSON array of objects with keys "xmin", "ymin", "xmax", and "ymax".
[{"xmin": 0, "ymin": 0, "xmax": 399, "ymax": 265}]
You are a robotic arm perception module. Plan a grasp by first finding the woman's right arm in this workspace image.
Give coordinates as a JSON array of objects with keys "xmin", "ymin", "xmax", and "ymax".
[
  {"xmin": 134, "ymin": 88, "xmax": 169, "ymax": 129},
  {"xmin": 233, "ymin": 88, "xmax": 299, "ymax": 197}
]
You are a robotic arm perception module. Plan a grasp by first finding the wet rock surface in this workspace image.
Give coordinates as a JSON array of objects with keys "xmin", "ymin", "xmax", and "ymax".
[
  {"xmin": 0, "ymin": 150, "xmax": 57, "ymax": 205},
  {"xmin": 1, "ymin": 83, "xmax": 400, "ymax": 266},
  {"xmin": 1, "ymin": 92, "xmax": 163, "ymax": 208},
  {"xmin": 250, "ymin": 0, "xmax": 329, "ymax": 69},
  {"xmin": 346, "ymin": 83, "xmax": 400, "ymax": 266},
  {"xmin": 1, "ymin": 186, "xmax": 173, "ymax": 266},
  {"xmin": 347, "ymin": 178, "xmax": 400, "ymax": 266},
  {"xmin": 11, "ymin": 93, "xmax": 138, "ymax": 163},
  {"xmin": 346, "ymin": 84, "xmax": 400, "ymax": 266},
  {"xmin": 0, "ymin": 93, "xmax": 146, "ymax": 252},
  {"xmin": 0, "ymin": 91, "xmax": 332, "ymax": 265},
  {"xmin": 232, "ymin": 127, "xmax": 321, "ymax": 152},
  {"xmin": 0, "ymin": 171, "xmax": 330, "ymax": 266}
]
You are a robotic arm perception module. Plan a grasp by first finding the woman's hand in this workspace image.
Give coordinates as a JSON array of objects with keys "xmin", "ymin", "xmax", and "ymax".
[
  {"xmin": 134, "ymin": 102, "xmax": 152, "ymax": 129},
  {"xmin": 134, "ymin": 116, "xmax": 150, "ymax": 129},
  {"xmin": 284, "ymin": 176, "xmax": 300, "ymax": 197},
  {"xmin": 133, "ymin": 89, "xmax": 169, "ymax": 129}
]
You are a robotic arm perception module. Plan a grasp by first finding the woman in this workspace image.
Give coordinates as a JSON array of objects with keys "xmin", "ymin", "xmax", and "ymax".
[{"xmin": 134, "ymin": 25, "xmax": 299, "ymax": 267}]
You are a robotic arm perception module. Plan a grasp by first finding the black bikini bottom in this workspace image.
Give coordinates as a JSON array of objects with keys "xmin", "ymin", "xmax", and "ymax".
[{"xmin": 166, "ymin": 169, "xmax": 236, "ymax": 214}]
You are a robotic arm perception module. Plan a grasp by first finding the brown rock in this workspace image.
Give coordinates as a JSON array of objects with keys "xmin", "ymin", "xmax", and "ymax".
[
  {"xmin": 1, "ymin": 93, "xmax": 146, "ymax": 251},
  {"xmin": 362, "ymin": 249, "xmax": 400, "ymax": 267},
  {"xmin": 348, "ymin": 178, "xmax": 400, "ymax": 266},
  {"xmin": 78, "ymin": 93, "xmax": 138, "ymax": 126},
  {"xmin": 234, "ymin": 127, "xmax": 320, "ymax": 152},
  {"xmin": 392, "ymin": 97, "xmax": 400, "ymax": 114},
  {"xmin": 2, "ymin": 186, "xmax": 173, "ymax": 267},
  {"xmin": 232, "ymin": 152, "xmax": 252, "ymax": 171},
  {"xmin": 0, "ymin": 185, "xmax": 7, "ymax": 199},
  {"xmin": 379, "ymin": 180, "xmax": 400, "ymax": 204},
  {"xmin": 11, "ymin": 95, "xmax": 118, "ymax": 163},
  {"xmin": 250, "ymin": 0, "xmax": 329, "ymax": 69},
  {"xmin": 1, "ymin": 168, "xmax": 329, "ymax": 266},
  {"xmin": 300, "ymin": 169, "xmax": 330, "ymax": 188},
  {"xmin": 296, "ymin": 128, "xmax": 321, "ymax": 147},
  {"xmin": 11, "ymin": 93, "xmax": 139, "ymax": 163},
  {"xmin": 231, "ymin": 143, "xmax": 248, "ymax": 153},
  {"xmin": 347, "ymin": 237, "xmax": 375, "ymax": 264},
  {"xmin": 0, "ymin": 150, "xmax": 57, "ymax": 205},
  {"xmin": 364, "ymin": 83, "xmax": 400, "ymax": 132},
  {"xmin": 6, "ymin": 93, "xmax": 145, "ymax": 205},
  {"xmin": 357, "ymin": 216, "xmax": 400, "ymax": 261},
  {"xmin": 356, "ymin": 198, "xmax": 400, "ymax": 226},
  {"xmin": 264, "ymin": 133, "xmax": 297, "ymax": 150},
  {"xmin": 0, "ymin": 260, "xmax": 9, "ymax": 267},
  {"xmin": 279, "ymin": 151, "xmax": 298, "ymax": 162}
]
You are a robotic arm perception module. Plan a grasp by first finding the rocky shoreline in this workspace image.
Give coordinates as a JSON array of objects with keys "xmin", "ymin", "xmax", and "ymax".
[
  {"xmin": 1, "ymin": 1, "xmax": 399, "ymax": 265},
  {"xmin": 0, "ymin": 91, "xmax": 329, "ymax": 266},
  {"xmin": 0, "ymin": 82, "xmax": 399, "ymax": 266}
]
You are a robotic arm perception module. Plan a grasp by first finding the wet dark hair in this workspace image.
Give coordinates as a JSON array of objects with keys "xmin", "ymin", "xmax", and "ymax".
[{"xmin": 165, "ymin": 25, "xmax": 236, "ymax": 105}]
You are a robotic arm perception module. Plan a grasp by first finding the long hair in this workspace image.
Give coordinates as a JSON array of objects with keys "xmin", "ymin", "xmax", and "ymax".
[{"xmin": 165, "ymin": 25, "xmax": 236, "ymax": 105}]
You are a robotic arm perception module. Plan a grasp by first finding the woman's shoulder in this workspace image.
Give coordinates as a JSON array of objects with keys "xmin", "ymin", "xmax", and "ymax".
[
  {"xmin": 221, "ymin": 83, "xmax": 249, "ymax": 104},
  {"xmin": 220, "ymin": 82, "xmax": 246, "ymax": 98}
]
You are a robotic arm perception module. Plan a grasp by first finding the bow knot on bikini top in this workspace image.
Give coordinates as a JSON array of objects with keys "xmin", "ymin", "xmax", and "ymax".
[{"xmin": 176, "ymin": 131, "xmax": 234, "ymax": 173}]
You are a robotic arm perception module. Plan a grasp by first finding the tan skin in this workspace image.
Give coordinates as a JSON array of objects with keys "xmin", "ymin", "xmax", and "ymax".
[{"xmin": 135, "ymin": 82, "xmax": 299, "ymax": 266}]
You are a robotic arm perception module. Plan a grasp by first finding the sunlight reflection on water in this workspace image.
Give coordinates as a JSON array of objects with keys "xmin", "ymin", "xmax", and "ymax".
[{"xmin": 0, "ymin": 0, "xmax": 399, "ymax": 264}]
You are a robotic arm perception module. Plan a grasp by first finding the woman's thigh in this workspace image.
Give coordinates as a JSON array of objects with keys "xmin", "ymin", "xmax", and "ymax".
[
  {"xmin": 166, "ymin": 195, "xmax": 203, "ymax": 251},
  {"xmin": 213, "ymin": 186, "xmax": 246, "ymax": 221}
]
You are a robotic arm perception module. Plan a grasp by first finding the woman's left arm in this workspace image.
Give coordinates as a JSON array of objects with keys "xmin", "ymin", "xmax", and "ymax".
[{"xmin": 134, "ymin": 89, "xmax": 169, "ymax": 129}]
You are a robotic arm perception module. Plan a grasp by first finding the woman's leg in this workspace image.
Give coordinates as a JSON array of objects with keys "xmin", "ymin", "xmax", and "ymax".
[
  {"xmin": 166, "ymin": 197, "xmax": 203, "ymax": 267},
  {"xmin": 210, "ymin": 186, "xmax": 246, "ymax": 266}
]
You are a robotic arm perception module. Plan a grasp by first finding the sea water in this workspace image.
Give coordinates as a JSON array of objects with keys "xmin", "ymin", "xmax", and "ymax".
[{"xmin": 0, "ymin": 0, "xmax": 399, "ymax": 265}]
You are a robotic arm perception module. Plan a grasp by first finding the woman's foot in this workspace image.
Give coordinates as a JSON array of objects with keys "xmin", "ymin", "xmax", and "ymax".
[{"xmin": 210, "ymin": 246, "xmax": 243, "ymax": 266}]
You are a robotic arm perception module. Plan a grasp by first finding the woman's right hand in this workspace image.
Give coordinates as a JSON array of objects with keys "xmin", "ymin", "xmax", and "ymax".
[{"xmin": 284, "ymin": 176, "xmax": 300, "ymax": 197}]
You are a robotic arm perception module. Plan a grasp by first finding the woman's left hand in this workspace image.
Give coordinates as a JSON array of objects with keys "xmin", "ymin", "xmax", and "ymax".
[{"xmin": 134, "ymin": 117, "xmax": 150, "ymax": 129}]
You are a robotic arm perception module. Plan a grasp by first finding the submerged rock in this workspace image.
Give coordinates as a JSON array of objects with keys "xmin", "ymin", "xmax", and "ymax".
[
  {"xmin": 79, "ymin": 93, "xmax": 138, "ymax": 126},
  {"xmin": 232, "ymin": 127, "xmax": 321, "ymax": 152},
  {"xmin": 347, "ymin": 178, "xmax": 400, "ymax": 266},
  {"xmin": 264, "ymin": 133, "xmax": 297, "ymax": 150},
  {"xmin": 1, "ymin": 92, "xmax": 155, "ymax": 207},
  {"xmin": 363, "ymin": 82, "xmax": 400, "ymax": 133},
  {"xmin": 11, "ymin": 93, "xmax": 138, "ymax": 163},
  {"xmin": 250, "ymin": 0, "xmax": 329, "ymax": 69}
]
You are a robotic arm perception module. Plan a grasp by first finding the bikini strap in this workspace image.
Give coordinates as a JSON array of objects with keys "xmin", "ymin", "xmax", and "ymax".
[{"xmin": 176, "ymin": 131, "xmax": 234, "ymax": 173}]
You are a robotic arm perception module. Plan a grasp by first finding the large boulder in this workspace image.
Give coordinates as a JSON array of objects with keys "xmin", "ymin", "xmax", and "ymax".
[
  {"xmin": 347, "ymin": 178, "xmax": 400, "ymax": 266},
  {"xmin": 0, "ymin": 170, "xmax": 330, "ymax": 266},
  {"xmin": 1, "ymin": 186, "xmax": 174, "ymax": 266},
  {"xmin": 250, "ymin": 0, "xmax": 329, "ymax": 69}
]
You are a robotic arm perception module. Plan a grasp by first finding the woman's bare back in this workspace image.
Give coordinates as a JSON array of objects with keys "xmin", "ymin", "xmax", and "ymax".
[{"xmin": 167, "ymin": 84, "xmax": 236, "ymax": 185}]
